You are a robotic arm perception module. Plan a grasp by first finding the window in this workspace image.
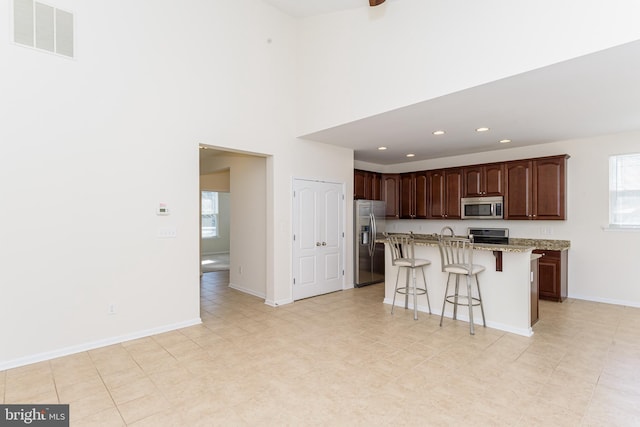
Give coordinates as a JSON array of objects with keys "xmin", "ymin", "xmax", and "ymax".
[
  {"xmin": 201, "ymin": 191, "xmax": 219, "ymax": 238},
  {"xmin": 609, "ymin": 153, "xmax": 640, "ymax": 228}
]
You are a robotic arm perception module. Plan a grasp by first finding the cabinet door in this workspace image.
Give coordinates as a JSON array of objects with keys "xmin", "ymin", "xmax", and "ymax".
[
  {"xmin": 534, "ymin": 249, "xmax": 567, "ymax": 302},
  {"xmin": 399, "ymin": 173, "xmax": 415, "ymax": 219},
  {"xmin": 382, "ymin": 174, "xmax": 400, "ymax": 218},
  {"xmin": 533, "ymin": 157, "xmax": 566, "ymax": 220},
  {"xmin": 354, "ymin": 170, "xmax": 367, "ymax": 200},
  {"xmin": 427, "ymin": 170, "xmax": 445, "ymax": 218},
  {"xmin": 371, "ymin": 173, "xmax": 382, "ymax": 201},
  {"xmin": 505, "ymin": 160, "xmax": 533, "ymax": 219},
  {"xmin": 534, "ymin": 250, "xmax": 560, "ymax": 301},
  {"xmin": 444, "ymin": 168, "xmax": 462, "ymax": 218},
  {"xmin": 484, "ymin": 163, "xmax": 504, "ymax": 196},
  {"xmin": 414, "ymin": 172, "xmax": 428, "ymax": 219},
  {"xmin": 463, "ymin": 166, "xmax": 483, "ymax": 197},
  {"xmin": 463, "ymin": 164, "xmax": 503, "ymax": 197}
]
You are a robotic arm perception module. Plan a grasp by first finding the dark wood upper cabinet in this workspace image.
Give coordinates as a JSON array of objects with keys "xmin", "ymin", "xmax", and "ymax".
[
  {"xmin": 400, "ymin": 172, "xmax": 428, "ymax": 219},
  {"xmin": 381, "ymin": 174, "xmax": 400, "ymax": 218},
  {"xmin": 354, "ymin": 169, "xmax": 381, "ymax": 200},
  {"xmin": 354, "ymin": 169, "xmax": 367, "ymax": 200},
  {"xmin": 504, "ymin": 160, "xmax": 533, "ymax": 219},
  {"xmin": 505, "ymin": 155, "xmax": 567, "ymax": 220},
  {"xmin": 357, "ymin": 154, "xmax": 566, "ymax": 221},
  {"xmin": 427, "ymin": 168, "xmax": 462, "ymax": 219},
  {"xmin": 534, "ymin": 156, "xmax": 567, "ymax": 220},
  {"xmin": 463, "ymin": 163, "xmax": 504, "ymax": 197}
]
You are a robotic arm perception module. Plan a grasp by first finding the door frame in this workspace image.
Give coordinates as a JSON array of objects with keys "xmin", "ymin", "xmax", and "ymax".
[{"xmin": 292, "ymin": 177, "xmax": 346, "ymax": 300}]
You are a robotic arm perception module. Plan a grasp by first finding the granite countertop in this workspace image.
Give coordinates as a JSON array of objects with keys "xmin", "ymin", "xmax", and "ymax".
[{"xmin": 379, "ymin": 233, "xmax": 570, "ymax": 253}]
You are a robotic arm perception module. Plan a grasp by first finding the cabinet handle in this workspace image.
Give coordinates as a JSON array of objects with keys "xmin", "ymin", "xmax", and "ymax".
[
  {"xmin": 322, "ymin": 242, "xmax": 327, "ymax": 246},
  {"xmin": 316, "ymin": 242, "xmax": 321, "ymax": 246}
]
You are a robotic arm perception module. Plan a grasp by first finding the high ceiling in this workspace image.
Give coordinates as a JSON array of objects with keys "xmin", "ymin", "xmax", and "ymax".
[
  {"xmin": 262, "ymin": 1, "xmax": 640, "ymax": 165},
  {"xmin": 301, "ymin": 40, "xmax": 640, "ymax": 164}
]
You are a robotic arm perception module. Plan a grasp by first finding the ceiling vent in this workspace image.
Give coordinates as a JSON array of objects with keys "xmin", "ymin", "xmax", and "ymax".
[{"xmin": 13, "ymin": 0, "xmax": 74, "ymax": 58}]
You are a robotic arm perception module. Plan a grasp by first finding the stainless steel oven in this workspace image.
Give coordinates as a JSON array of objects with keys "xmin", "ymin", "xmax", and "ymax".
[{"xmin": 461, "ymin": 196, "xmax": 504, "ymax": 219}]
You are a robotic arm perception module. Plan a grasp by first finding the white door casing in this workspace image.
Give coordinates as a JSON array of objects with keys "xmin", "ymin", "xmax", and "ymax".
[{"xmin": 292, "ymin": 179, "xmax": 344, "ymax": 300}]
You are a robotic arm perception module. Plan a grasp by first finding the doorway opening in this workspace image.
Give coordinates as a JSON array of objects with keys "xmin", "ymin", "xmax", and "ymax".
[{"xmin": 199, "ymin": 144, "xmax": 270, "ymax": 301}]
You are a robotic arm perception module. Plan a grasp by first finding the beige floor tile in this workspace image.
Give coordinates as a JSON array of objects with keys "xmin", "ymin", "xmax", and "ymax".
[
  {"xmin": 3, "ymin": 273, "xmax": 640, "ymax": 425},
  {"xmin": 56, "ymin": 375, "xmax": 108, "ymax": 403},
  {"xmin": 68, "ymin": 388, "xmax": 116, "ymax": 421},
  {"xmin": 73, "ymin": 406, "xmax": 125, "ymax": 427},
  {"xmin": 108, "ymin": 376, "xmax": 159, "ymax": 405},
  {"xmin": 128, "ymin": 408, "xmax": 186, "ymax": 427},
  {"xmin": 116, "ymin": 391, "xmax": 171, "ymax": 425}
]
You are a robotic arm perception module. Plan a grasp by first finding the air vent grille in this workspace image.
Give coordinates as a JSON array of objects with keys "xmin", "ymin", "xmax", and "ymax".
[{"xmin": 13, "ymin": 0, "xmax": 74, "ymax": 58}]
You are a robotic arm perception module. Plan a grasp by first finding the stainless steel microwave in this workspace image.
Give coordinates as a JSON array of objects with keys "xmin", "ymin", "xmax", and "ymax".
[{"xmin": 461, "ymin": 196, "xmax": 504, "ymax": 219}]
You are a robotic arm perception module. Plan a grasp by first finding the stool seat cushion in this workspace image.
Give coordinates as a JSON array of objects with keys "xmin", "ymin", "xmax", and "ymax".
[
  {"xmin": 394, "ymin": 258, "xmax": 431, "ymax": 268},
  {"xmin": 443, "ymin": 263, "xmax": 485, "ymax": 275}
]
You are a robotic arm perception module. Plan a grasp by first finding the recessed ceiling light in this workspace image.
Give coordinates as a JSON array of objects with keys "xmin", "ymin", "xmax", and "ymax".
[
  {"xmin": 476, "ymin": 127, "xmax": 490, "ymax": 132},
  {"xmin": 406, "ymin": 153, "xmax": 415, "ymax": 158},
  {"xmin": 499, "ymin": 139, "xmax": 512, "ymax": 144},
  {"xmin": 433, "ymin": 130, "xmax": 445, "ymax": 135},
  {"xmin": 378, "ymin": 146, "xmax": 387, "ymax": 150}
]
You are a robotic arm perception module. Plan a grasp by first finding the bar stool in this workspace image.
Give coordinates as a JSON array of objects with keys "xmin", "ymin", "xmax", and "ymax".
[
  {"xmin": 437, "ymin": 227, "xmax": 486, "ymax": 335},
  {"xmin": 385, "ymin": 232, "xmax": 432, "ymax": 320}
]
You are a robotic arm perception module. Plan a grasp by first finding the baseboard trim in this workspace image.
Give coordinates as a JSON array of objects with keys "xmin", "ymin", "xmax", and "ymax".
[
  {"xmin": 265, "ymin": 298, "xmax": 294, "ymax": 307},
  {"xmin": 0, "ymin": 317, "xmax": 202, "ymax": 371},
  {"xmin": 229, "ymin": 282, "xmax": 266, "ymax": 300},
  {"xmin": 568, "ymin": 294, "xmax": 640, "ymax": 308}
]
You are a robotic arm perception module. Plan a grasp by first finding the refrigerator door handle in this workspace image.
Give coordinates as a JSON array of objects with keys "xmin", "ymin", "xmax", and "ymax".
[{"xmin": 369, "ymin": 212, "xmax": 376, "ymax": 257}]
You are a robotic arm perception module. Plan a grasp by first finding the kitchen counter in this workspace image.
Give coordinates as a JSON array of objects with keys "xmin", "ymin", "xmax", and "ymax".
[
  {"xmin": 380, "ymin": 233, "xmax": 570, "ymax": 337},
  {"xmin": 378, "ymin": 234, "xmax": 570, "ymax": 252}
]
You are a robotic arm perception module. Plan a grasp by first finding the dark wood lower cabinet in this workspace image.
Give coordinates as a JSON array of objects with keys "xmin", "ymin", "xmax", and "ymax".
[{"xmin": 533, "ymin": 249, "xmax": 568, "ymax": 302}]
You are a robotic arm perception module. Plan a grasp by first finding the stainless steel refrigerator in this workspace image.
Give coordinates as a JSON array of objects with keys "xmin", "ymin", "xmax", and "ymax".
[{"xmin": 354, "ymin": 200, "xmax": 386, "ymax": 287}]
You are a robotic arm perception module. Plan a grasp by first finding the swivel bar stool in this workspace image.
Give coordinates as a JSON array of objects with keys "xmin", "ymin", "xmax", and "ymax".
[
  {"xmin": 437, "ymin": 226, "xmax": 486, "ymax": 335},
  {"xmin": 385, "ymin": 232, "xmax": 432, "ymax": 320}
]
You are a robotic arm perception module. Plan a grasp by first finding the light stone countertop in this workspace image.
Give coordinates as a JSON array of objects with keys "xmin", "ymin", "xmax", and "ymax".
[{"xmin": 379, "ymin": 233, "xmax": 570, "ymax": 253}]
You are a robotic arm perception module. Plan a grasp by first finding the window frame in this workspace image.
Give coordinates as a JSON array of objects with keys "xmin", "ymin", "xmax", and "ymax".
[
  {"xmin": 609, "ymin": 152, "xmax": 640, "ymax": 229},
  {"xmin": 201, "ymin": 191, "xmax": 219, "ymax": 239}
]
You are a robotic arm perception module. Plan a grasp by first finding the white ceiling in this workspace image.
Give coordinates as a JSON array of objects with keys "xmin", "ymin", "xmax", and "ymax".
[
  {"xmin": 262, "ymin": 1, "xmax": 640, "ymax": 165},
  {"xmin": 301, "ymin": 40, "xmax": 640, "ymax": 164}
]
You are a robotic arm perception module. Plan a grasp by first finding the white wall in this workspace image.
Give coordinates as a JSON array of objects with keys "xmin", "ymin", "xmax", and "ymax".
[
  {"xmin": 381, "ymin": 130, "xmax": 640, "ymax": 307},
  {"xmin": 0, "ymin": 0, "xmax": 354, "ymax": 369},
  {"xmin": 297, "ymin": 0, "xmax": 640, "ymax": 135}
]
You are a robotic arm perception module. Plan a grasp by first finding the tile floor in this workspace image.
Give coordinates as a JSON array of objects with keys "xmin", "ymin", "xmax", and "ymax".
[{"xmin": 2, "ymin": 272, "xmax": 640, "ymax": 426}]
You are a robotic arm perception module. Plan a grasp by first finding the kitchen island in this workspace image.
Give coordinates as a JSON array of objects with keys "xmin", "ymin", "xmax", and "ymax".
[{"xmin": 382, "ymin": 234, "xmax": 570, "ymax": 337}]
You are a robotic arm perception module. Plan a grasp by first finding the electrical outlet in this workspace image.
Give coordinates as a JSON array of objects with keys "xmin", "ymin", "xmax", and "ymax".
[{"xmin": 108, "ymin": 304, "xmax": 117, "ymax": 315}]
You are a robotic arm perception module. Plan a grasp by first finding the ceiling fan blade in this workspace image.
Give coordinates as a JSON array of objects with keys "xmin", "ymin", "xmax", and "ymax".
[{"xmin": 369, "ymin": 0, "xmax": 386, "ymax": 6}]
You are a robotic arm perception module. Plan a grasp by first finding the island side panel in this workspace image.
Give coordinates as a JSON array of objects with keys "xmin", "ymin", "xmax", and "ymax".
[{"xmin": 383, "ymin": 242, "xmax": 533, "ymax": 336}]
